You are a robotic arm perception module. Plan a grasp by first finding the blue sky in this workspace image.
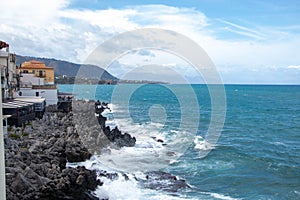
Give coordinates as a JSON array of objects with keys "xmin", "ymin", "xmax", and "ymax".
[
  {"xmin": 68, "ymin": 0, "xmax": 300, "ymax": 29},
  {"xmin": 69, "ymin": 0, "xmax": 300, "ymax": 24},
  {"xmin": 0, "ymin": 0, "xmax": 299, "ymax": 83}
]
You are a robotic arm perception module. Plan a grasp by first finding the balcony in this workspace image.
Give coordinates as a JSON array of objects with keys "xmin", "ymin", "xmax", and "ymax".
[
  {"xmin": 32, "ymin": 84, "xmax": 57, "ymax": 89},
  {"xmin": 36, "ymin": 74, "xmax": 46, "ymax": 78},
  {"xmin": 13, "ymin": 73, "xmax": 20, "ymax": 78},
  {"xmin": 0, "ymin": 51, "xmax": 9, "ymax": 57}
]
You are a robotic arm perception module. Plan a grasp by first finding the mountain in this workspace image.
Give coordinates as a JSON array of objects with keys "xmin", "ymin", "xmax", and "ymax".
[{"xmin": 16, "ymin": 55, "xmax": 118, "ymax": 80}]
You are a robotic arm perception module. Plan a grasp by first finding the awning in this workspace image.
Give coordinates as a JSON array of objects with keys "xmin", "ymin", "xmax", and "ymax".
[
  {"xmin": 15, "ymin": 97, "xmax": 45, "ymax": 103},
  {"xmin": 2, "ymin": 100, "xmax": 34, "ymax": 109},
  {"xmin": 2, "ymin": 115, "xmax": 12, "ymax": 120}
]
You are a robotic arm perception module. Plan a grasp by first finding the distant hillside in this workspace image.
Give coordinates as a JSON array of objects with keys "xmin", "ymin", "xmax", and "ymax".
[{"xmin": 16, "ymin": 55, "xmax": 118, "ymax": 80}]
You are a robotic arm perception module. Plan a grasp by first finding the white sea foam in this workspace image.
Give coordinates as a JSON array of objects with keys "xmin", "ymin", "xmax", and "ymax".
[
  {"xmin": 194, "ymin": 135, "xmax": 216, "ymax": 151},
  {"xmin": 270, "ymin": 141, "xmax": 287, "ymax": 147},
  {"xmin": 209, "ymin": 193, "xmax": 241, "ymax": 200},
  {"xmin": 202, "ymin": 192, "xmax": 242, "ymax": 200},
  {"xmin": 95, "ymin": 105, "xmax": 194, "ymax": 172},
  {"xmin": 68, "ymin": 157, "xmax": 191, "ymax": 200},
  {"xmin": 143, "ymin": 193, "xmax": 194, "ymax": 200},
  {"xmin": 95, "ymin": 174, "xmax": 143, "ymax": 200},
  {"xmin": 76, "ymin": 103, "xmax": 197, "ymax": 199},
  {"xmin": 94, "ymin": 172, "xmax": 195, "ymax": 200},
  {"xmin": 66, "ymin": 155, "xmax": 240, "ymax": 200}
]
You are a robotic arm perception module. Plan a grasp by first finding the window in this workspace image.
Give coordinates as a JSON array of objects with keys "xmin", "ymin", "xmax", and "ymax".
[
  {"xmin": 36, "ymin": 92, "xmax": 39, "ymax": 97},
  {"xmin": 39, "ymin": 70, "xmax": 43, "ymax": 77},
  {"xmin": 19, "ymin": 91, "xmax": 22, "ymax": 96}
]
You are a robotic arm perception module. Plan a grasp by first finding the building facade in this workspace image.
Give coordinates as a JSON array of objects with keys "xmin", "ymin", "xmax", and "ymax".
[
  {"xmin": 0, "ymin": 41, "xmax": 19, "ymax": 100},
  {"xmin": 20, "ymin": 60, "xmax": 54, "ymax": 84},
  {"xmin": 17, "ymin": 60, "xmax": 58, "ymax": 105}
]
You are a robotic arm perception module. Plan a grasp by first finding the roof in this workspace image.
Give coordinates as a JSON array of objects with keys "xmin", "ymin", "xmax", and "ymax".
[
  {"xmin": 0, "ymin": 41, "xmax": 9, "ymax": 49},
  {"xmin": 2, "ymin": 99, "xmax": 34, "ymax": 109},
  {"xmin": 21, "ymin": 60, "xmax": 54, "ymax": 70},
  {"xmin": 25, "ymin": 60, "xmax": 44, "ymax": 64},
  {"xmin": 15, "ymin": 97, "xmax": 46, "ymax": 103}
]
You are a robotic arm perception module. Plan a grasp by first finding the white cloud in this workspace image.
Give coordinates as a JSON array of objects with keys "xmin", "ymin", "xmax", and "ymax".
[
  {"xmin": 0, "ymin": 0, "xmax": 74, "ymax": 59},
  {"xmin": 287, "ymin": 65, "xmax": 300, "ymax": 70},
  {"xmin": 218, "ymin": 19, "xmax": 267, "ymax": 40},
  {"xmin": 133, "ymin": 5, "xmax": 209, "ymax": 30},
  {"xmin": 1, "ymin": 0, "xmax": 69, "ymax": 27},
  {"xmin": 59, "ymin": 8, "xmax": 139, "ymax": 33}
]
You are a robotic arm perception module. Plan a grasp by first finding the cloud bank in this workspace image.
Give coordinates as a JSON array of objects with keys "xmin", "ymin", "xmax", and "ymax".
[{"xmin": 0, "ymin": 0, "xmax": 299, "ymax": 83}]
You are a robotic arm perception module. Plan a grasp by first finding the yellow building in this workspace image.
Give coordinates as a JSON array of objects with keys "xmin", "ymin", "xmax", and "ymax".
[{"xmin": 20, "ymin": 60, "xmax": 54, "ymax": 84}]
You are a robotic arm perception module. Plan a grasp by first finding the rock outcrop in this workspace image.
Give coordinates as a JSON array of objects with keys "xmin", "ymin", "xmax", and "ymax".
[
  {"xmin": 95, "ymin": 101, "xmax": 136, "ymax": 147},
  {"xmin": 5, "ymin": 111, "xmax": 100, "ymax": 200},
  {"xmin": 141, "ymin": 171, "xmax": 191, "ymax": 192},
  {"xmin": 72, "ymin": 100, "xmax": 136, "ymax": 150},
  {"xmin": 103, "ymin": 126, "xmax": 136, "ymax": 147},
  {"xmin": 72, "ymin": 100, "xmax": 112, "ymax": 155}
]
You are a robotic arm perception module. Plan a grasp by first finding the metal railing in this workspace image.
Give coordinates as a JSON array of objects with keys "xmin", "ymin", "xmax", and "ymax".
[{"xmin": 32, "ymin": 85, "xmax": 57, "ymax": 89}]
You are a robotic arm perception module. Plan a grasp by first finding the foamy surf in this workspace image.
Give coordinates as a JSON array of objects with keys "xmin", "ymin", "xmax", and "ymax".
[
  {"xmin": 68, "ymin": 157, "xmax": 193, "ymax": 200},
  {"xmin": 97, "ymin": 103, "xmax": 194, "ymax": 172},
  {"xmin": 73, "ymin": 101, "xmax": 223, "ymax": 199},
  {"xmin": 201, "ymin": 192, "xmax": 242, "ymax": 200},
  {"xmin": 92, "ymin": 129, "xmax": 192, "ymax": 172},
  {"xmin": 194, "ymin": 135, "xmax": 216, "ymax": 151},
  {"xmin": 94, "ymin": 172, "xmax": 194, "ymax": 200}
]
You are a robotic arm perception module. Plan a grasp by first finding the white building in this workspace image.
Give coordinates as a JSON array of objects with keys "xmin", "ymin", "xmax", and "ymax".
[{"xmin": 17, "ymin": 85, "xmax": 58, "ymax": 106}]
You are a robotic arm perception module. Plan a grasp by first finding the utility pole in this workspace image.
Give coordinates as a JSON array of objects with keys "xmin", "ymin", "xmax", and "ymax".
[{"xmin": 0, "ymin": 68, "xmax": 6, "ymax": 199}]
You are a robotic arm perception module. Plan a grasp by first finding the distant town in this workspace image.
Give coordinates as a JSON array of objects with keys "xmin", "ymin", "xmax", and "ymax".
[{"xmin": 55, "ymin": 76, "xmax": 168, "ymax": 85}]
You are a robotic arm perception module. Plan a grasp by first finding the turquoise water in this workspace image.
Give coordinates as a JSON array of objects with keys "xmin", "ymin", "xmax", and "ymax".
[{"xmin": 59, "ymin": 84, "xmax": 300, "ymax": 199}]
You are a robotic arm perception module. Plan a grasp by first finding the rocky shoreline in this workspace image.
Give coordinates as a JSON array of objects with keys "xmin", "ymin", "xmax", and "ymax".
[
  {"xmin": 5, "ymin": 100, "xmax": 190, "ymax": 200},
  {"xmin": 5, "ymin": 111, "xmax": 101, "ymax": 200},
  {"xmin": 95, "ymin": 100, "xmax": 136, "ymax": 148}
]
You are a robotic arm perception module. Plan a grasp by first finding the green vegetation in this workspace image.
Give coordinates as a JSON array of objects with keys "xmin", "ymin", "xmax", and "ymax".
[
  {"xmin": 22, "ymin": 132, "xmax": 29, "ymax": 137},
  {"xmin": 8, "ymin": 133, "xmax": 20, "ymax": 139}
]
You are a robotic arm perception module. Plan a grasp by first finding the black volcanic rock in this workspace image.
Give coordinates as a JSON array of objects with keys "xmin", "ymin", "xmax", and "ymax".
[
  {"xmin": 97, "ymin": 115, "xmax": 107, "ymax": 129},
  {"xmin": 95, "ymin": 102, "xmax": 136, "ymax": 147},
  {"xmin": 139, "ymin": 171, "xmax": 191, "ymax": 192}
]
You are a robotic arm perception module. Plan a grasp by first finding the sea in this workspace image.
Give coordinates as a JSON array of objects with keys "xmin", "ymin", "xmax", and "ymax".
[{"xmin": 59, "ymin": 84, "xmax": 300, "ymax": 200}]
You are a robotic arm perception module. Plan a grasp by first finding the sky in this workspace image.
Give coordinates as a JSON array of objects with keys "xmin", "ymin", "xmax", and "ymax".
[{"xmin": 0, "ymin": 0, "xmax": 300, "ymax": 84}]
